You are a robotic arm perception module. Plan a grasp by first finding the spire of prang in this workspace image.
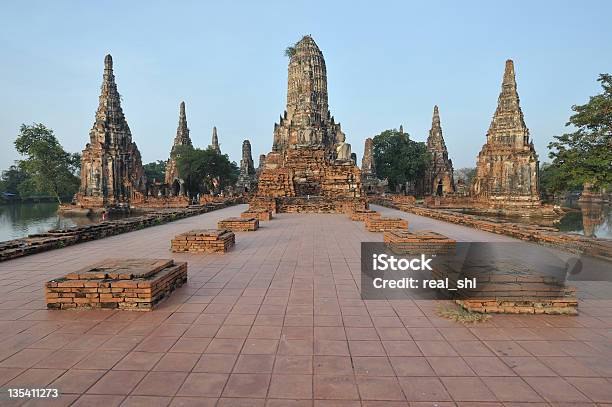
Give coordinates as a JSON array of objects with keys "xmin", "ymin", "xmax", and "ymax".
[
  {"xmin": 172, "ymin": 101, "xmax": 192, "ymax": 152},
  {"xmin": 361, "ymin": 138, "xmax": 375, "ymax": 175},
  {"xmin": 432, "ymin": 105, "xmax": 440, "ymax": 127},
  {"xmin": 241, "ymin": 140, "xmax": 255, "ymax": 173},
  {"xmin": 427, "ymin": 105, "xmax": 447, "ymax": 154},
  {"xmin": 91, "ymin": 54, "xmax": 131, "ymax": 147},
  {"xmin": 487, "ymin": 59, "xmax": 530, "ymax": 146},
  {"xmin": 210, "ymin": 126, "xmax": 221, "ymax": 154}
]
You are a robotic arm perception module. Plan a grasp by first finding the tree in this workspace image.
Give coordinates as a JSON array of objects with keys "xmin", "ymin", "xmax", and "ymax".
[
  {"xmin": 175, "ymin": 146, "xmax": 239, "ymax": 196},
  {"xmin": 372, "ymin": 129, "xmax": 430, "ymax": 192},
  {"xmin": 539, "ymin": 162, "xmax": 568, "ymax": 200},
  {"xmin": 143, "ymin": 160, "xmax": 166, "ymax": 183},
  {"xmin": 0, "ymin": 163, "xmax": 29, "ymax": 198},
  {"xmin": 547, "ymin": 74, "xmax": 612, "ymax": 192},
  {"xmin": 14, "ymin": 123, "xmax": 80, "ymax": 202}
]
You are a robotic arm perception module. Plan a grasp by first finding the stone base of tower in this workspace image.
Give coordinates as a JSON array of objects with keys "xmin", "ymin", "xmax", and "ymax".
[{"xmin": 252, "ymin": 147, "xmax": 366, "ymax": 214}]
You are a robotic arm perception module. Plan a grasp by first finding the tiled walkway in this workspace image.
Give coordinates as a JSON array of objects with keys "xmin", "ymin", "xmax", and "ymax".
[{"xmin": 0, "ymin": 204, "xmax": 610, "ymax": 406}]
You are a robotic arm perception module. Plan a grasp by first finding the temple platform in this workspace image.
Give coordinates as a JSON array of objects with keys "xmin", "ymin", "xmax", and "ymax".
[
  {"xmin": 0, "ymin": 204, "xmax": 610, "ymax": 404},
  {"xmin": 250, "ymin": 196, "xmax": 367, "ymax": 214}
]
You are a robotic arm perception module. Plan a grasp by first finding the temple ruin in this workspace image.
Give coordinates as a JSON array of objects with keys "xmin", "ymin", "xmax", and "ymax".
[
  {"xmin": 361, "ymin": 138, "xmax": 386, "ymax": 194},
  {"xmin": 76, "ymin": 55, "xmax": 147, "ymax": 209},
  {"xmin": 165, "ymin": 101, "xmax": 192, "ymax": 195},
  {"xmin": 424, "ymin": 105, "xmax": 455, "ymax": 196},
  {"xmin": 471, "ymin": 60, "xmax": 541, "ymax": 209},
  {"xmin": 235, "ymin": 140, "xmax": 257, "ymax": 193},
  {"xmin": 256, "ymin": 154, "xmax": 266, "ymax": 176},
  {"xmin": 209, "ymin": 126, "xmax": 221, "ymax": 154},
  {"xmin": 251, "ymin": 36, "xmax": 365, "ymax": 213}
]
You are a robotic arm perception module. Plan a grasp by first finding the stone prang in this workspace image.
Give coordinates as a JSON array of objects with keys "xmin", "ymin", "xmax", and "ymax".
[
  {"xmin": 361, "ymin": 137, "xmax": 386, "ymax": 194},
  {"xmin": 235, "ymin": 140, "xmax": 257, "ymax": 193},
  {"xmin": 77, "ymin": 54, "xmax": 146, "ymax": 208},
  {"xmin": 272, "ymin": 35, "xmax": 346, "ymax": 155},
  {"xmin": 165, "ymin": 101, "xmax": 193, "ymax": 194},
  {"xmin": 425, "ymin": 105, "xmax": 455, "ymax": 196},
  {"xmin": 210, "ymin": 126, "xmax": 221, "ymax": 154},
  {"xmin": 471, "ymin": 60, "xmax": 540, "ymax": 208},
  {"xmin": 252, "ymin": 35, "xmax": 364, "ymax": 213}
]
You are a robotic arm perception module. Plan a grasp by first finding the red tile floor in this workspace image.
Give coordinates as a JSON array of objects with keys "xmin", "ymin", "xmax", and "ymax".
[{"xmin": 0, "ymin": 204, "xmax": 610, "ymax": 406}]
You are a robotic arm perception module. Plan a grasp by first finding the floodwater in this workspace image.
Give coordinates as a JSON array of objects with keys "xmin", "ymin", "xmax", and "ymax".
[
  {"xmin": 1, "ymin": 201, "xmax": 610, "ymax": 243},
  {"xmin": 459, "ymin": 202, "xmax": 611, "ymax": 239},
  {"xmin": 555, "ymin": 202, "xmax": 611, "ymax": 239},
  {"xmin": 0, "ymin": 202, "xmax": 129, "ymax": 242}
]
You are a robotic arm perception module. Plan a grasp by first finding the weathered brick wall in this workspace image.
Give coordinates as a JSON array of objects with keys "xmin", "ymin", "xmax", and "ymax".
[
  {"xmin": 394, "ymin": 206, "xmax": 612, "ymax": 260},
  {"xmin": 131, "ymin": 194, "xmax": 191, "ymax": 208},
  {"xmin": 391, "ymin": 195, "xmax": 416, "ymax": 206},
  {"xmin": 241, "ymin": 210, "xmax": 273, "ymax": 221},
  {"xmin": 249, "ymin": 197, "xmax": 277, "ymax": 213},
  {"xmin": 350, "ymin": 209, "xmax": 381, "ymax": 221},
  {"xmin": 365, "ymin": 217, "xmax": 409, "ymax": 232},
  {"xmin": 276, "ymin": 197, "xmax": 367, "ymax": 214}
]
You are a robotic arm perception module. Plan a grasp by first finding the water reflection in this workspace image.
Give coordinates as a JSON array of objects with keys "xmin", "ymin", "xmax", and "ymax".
[
  {"xmin": 557, "ymin": 203, "xmax": 611, "ymax": 238},
  {"xmin": 449, "ymin": 201, "xmax": 611, "ymax": 239},
  {"xmin": 0, "ymin": 203, "xmax": 126, "ymax": 242}
]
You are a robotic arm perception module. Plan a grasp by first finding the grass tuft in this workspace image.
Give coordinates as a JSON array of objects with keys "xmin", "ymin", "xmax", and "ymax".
[{"xmin": 436, "ymin": 304, "xmax": 491, "ymax": 324}]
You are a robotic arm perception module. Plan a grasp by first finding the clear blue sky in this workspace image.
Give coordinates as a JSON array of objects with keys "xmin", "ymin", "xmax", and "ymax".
[{"xmin": 1, "ymin": 0, "xmax": 610, "ymax": 170}]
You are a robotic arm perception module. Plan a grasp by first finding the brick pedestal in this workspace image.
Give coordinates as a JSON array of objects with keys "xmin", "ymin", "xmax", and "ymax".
[
  {"xmin": 384, "ymin": 230, "xmax": 456, "ymax": 254},
  {"xmin": 171, "ymin": 229, "xmax": 235, "ymax": 253},
  {"xmin": 431, "ymin": 262, "xmax": 579, "ymax": 315},
  {"xmin": 350, "ymin": 209, "xmax": 381, "ymax": 222},
  {"xmin": 218, "ymin": 217, "xmax": 259, "ymax": 231},
  {"xmin": 241, "ymin": 210, "xmax": 273, "ymax": 221},
  {"xmin": 365, "ymin": 217, "xmax": 408, "ymax": 232},
  {"xmin": 456, "ymin": 296, "xmax": 578, "ymax": 315},
  {"xmin": 45, "ymin": 259, "xmax": 187, "ymax": 311}
]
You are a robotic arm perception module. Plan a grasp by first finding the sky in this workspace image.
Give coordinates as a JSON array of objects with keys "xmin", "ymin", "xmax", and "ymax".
[{"xmin": 0, "ymin": 0, "xmax": 610, "ymax": 171}]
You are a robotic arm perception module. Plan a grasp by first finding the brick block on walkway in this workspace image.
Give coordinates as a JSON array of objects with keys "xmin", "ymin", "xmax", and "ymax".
[
  {"xmin": 171, "ymin": 229, "xmax": 235, "ymax": 253},
  {"xmin": 365, "ymin": 216, "xmax": 408, "ymax": 232},
  {"xmin": 350, "ymin": 209, "xmax": 381, "ymax": 221},
  {"xmin": 241, "ymin": 209, "xmax": 273, "ymax": 221},
  {"xmin": 218, "ymin": 217, "xmax": 259, "ymax": 231},
  {"xmin": 384, "ymin": 229, "xmax": 456, "ymax": 254},
  {"xmin": 45, "ymin": 258, "xmax": 187, "ymax": 311}
]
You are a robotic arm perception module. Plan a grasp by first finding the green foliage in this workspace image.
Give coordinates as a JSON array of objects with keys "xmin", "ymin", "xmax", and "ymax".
[
  {"xmin": 284, "ymin": 46, "xmax": 296, "ymax": 58},
  {"xmin": 539, "ymin": 162, "xmax": 570, "ymax": 199},
  {"xmin": 372, "ymin": 129, "xmax": 430, "ymax": 191},
  {"xmin": 143, "ymin": 160, "xmax": 166, "ymax": 183},
  {"xmin": 0, "ymin": 163, "xmax": 28, "ymax": 198},
  {"xmin": 547, "ymin": 74, "xmax": 612, "ymax": 192},
  {"xmin": 13, "ymin": 123, "xmax": 80, "ymax": 202},
  {"xmin": 175, "ymin": 145, "xmax": 239, "ymax": 195}
]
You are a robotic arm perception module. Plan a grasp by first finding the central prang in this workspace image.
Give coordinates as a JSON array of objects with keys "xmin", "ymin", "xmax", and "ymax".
[{"xmin": 253, "ymin": 35, "xmax": 366, "ymax": 213}]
